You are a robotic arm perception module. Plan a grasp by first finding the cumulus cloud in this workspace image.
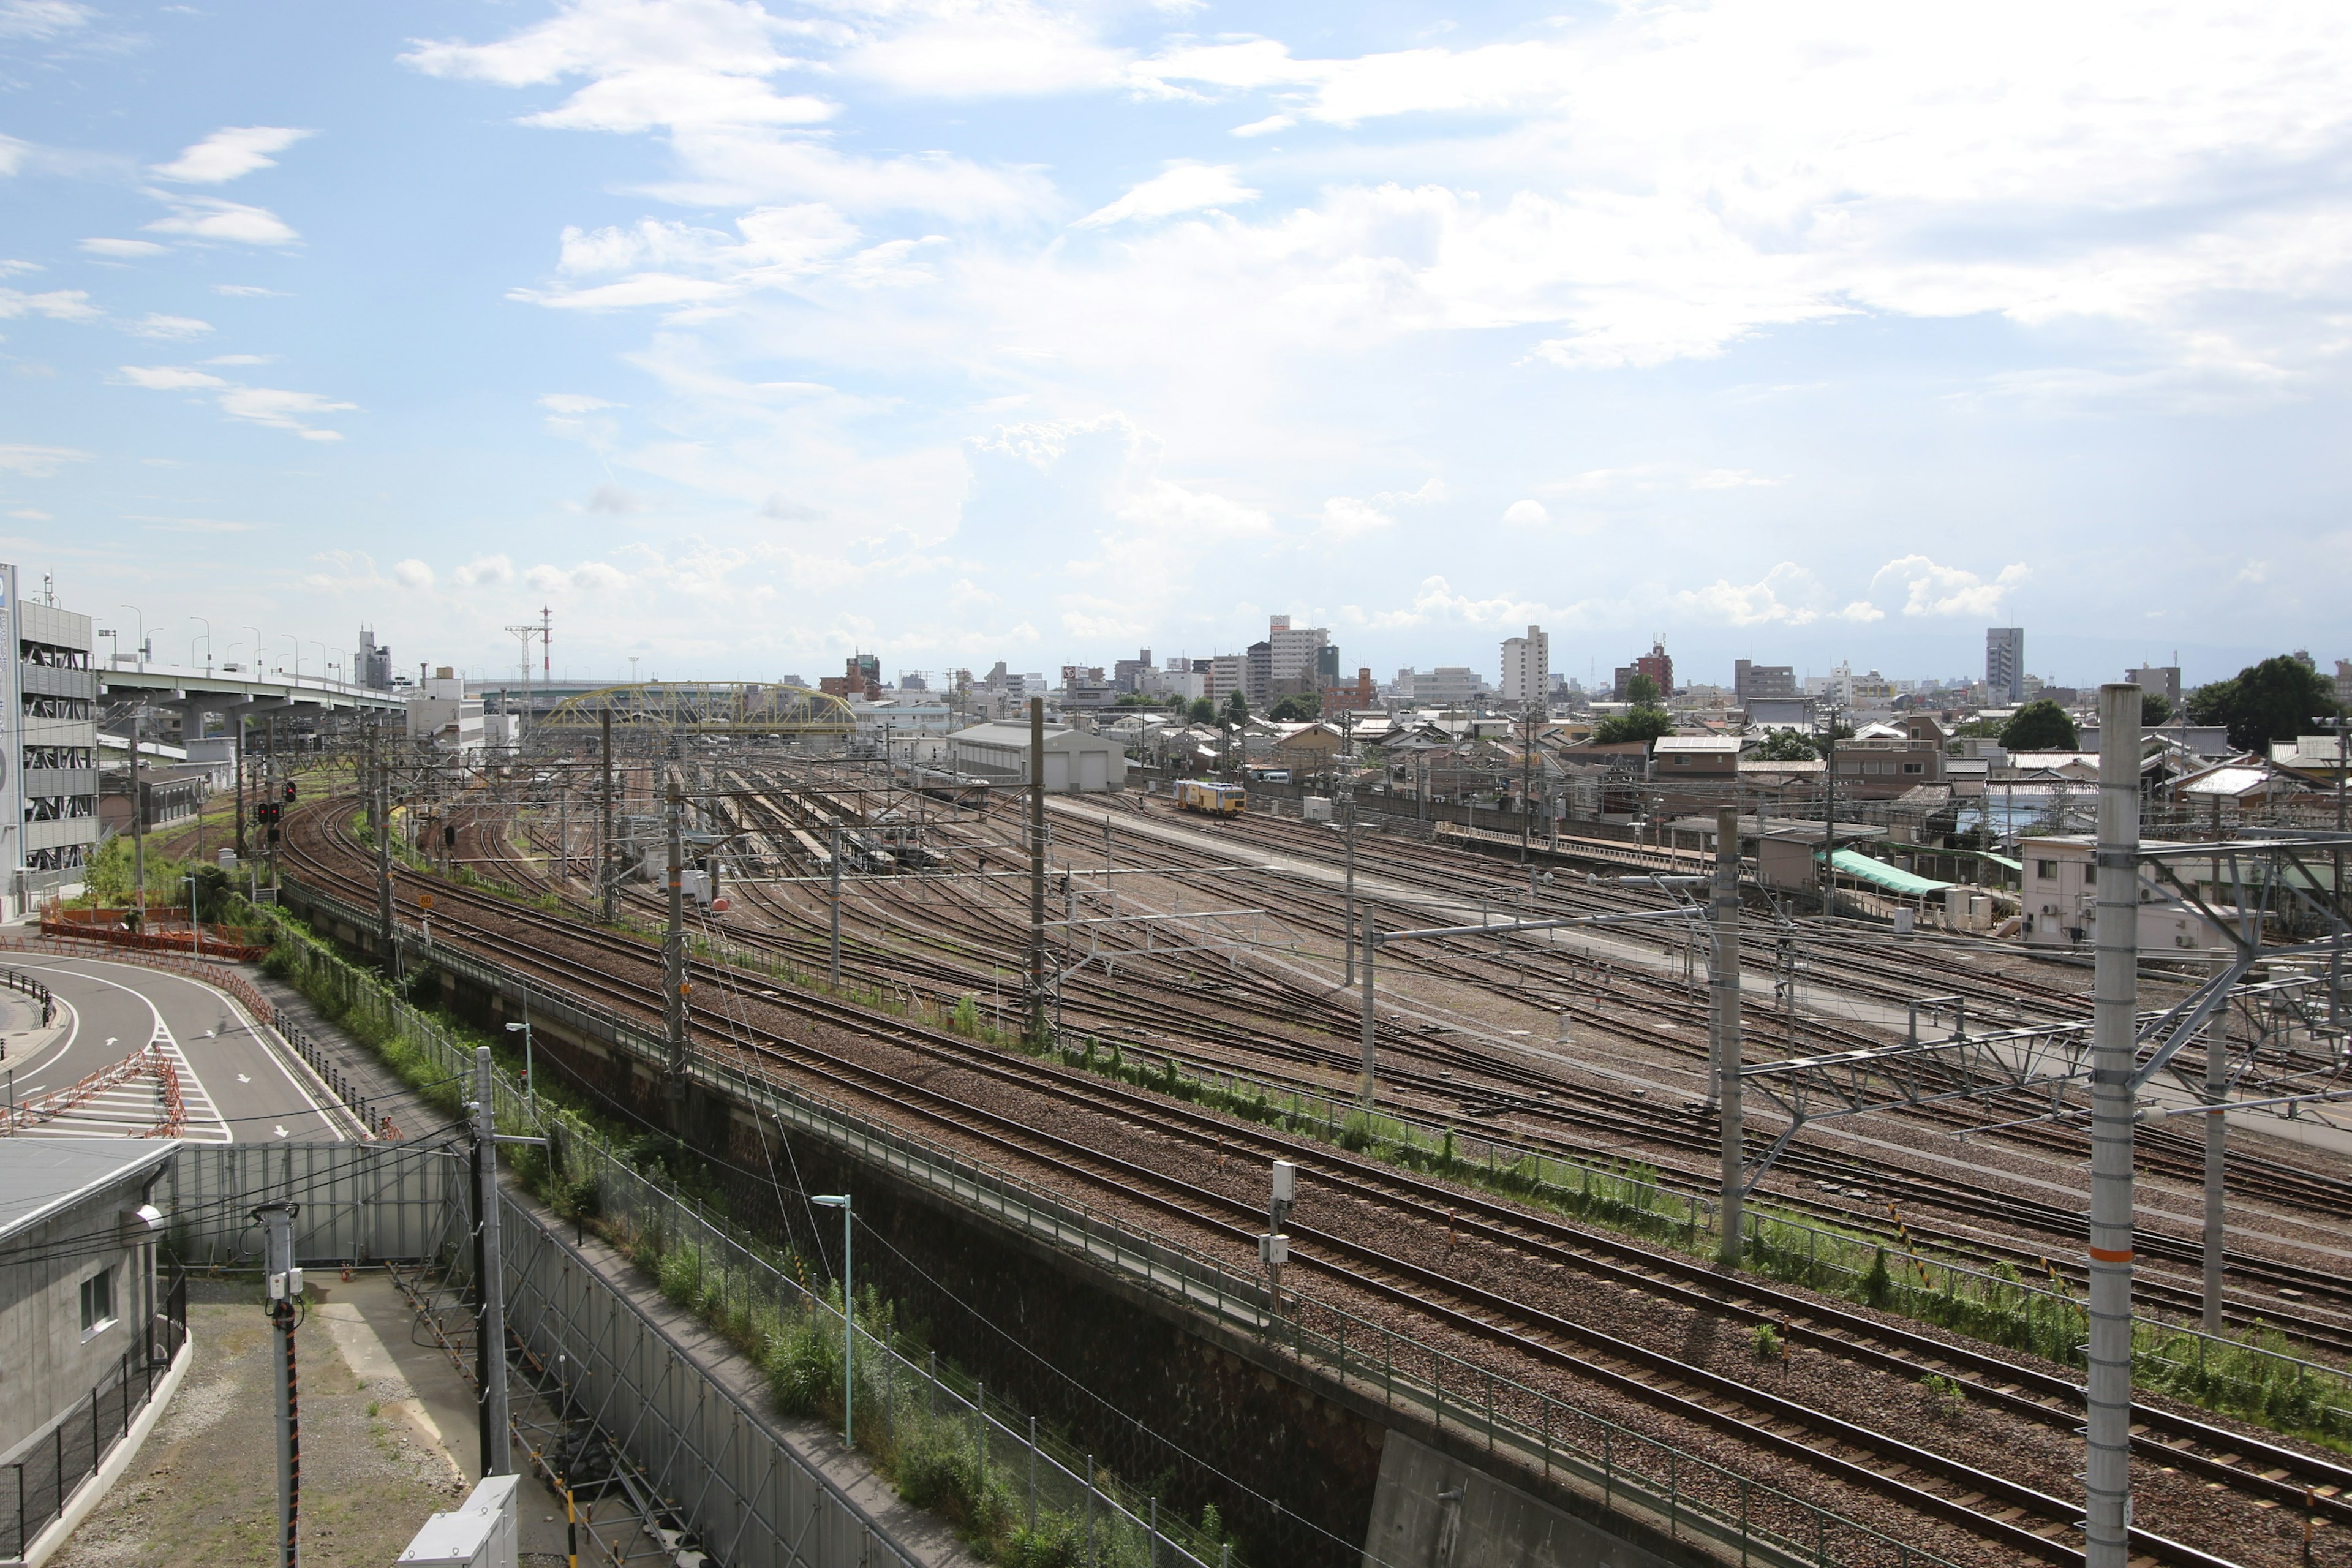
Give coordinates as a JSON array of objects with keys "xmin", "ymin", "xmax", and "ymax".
[
  {"xmin": 1868, "ymin": 555, "xmax": 2031, "ymax": 617},
  {"xmin": 151, "ymin": 127, "xmax": 313, "ymax": 184},
  {"xmin": 0, "ymin": 1, "xmax": 92, "ymax": 39},
  {"xmin": 127, "ymin": 313, "xmax": 213, "ymax": 339},
  {"xmin": 144, "ymin": 196, "xmax": 300, "ymax": 246},
  {"xmin": 1501, "ymin": 499, "xmax": 1548, "ymax": 527},
  {"xmin": 452, "ymin": 554, "xmax": 516, "ymax": 587},
  {"xmin": 1073, "ymin": 162, "xmax": 1257, "ymax": 228},
  {"xmin": 117, "ymin": 364, "xmax": 227, "ymax": 390},
  {"xmin": 391, "ymin": 559, "xmax": 435, "ymax": 589},
  {"xmin": 0, "ymin": 287, "xmax": 101, "ymax": 323},
  {"xmin": 1675, "ymin": 562, "xmax": 1893, "ymax": 627}
]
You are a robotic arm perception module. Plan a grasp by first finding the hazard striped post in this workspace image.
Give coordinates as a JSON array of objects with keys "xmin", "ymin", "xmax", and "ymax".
[{"xmin": 2084, "ymin": 682, "xmax": 2143, "ymax": 1568}]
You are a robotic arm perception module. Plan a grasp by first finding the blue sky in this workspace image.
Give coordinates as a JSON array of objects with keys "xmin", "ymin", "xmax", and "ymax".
[{"xmin": 4, "ymin": 0, "xmax": 2348, "ymax": 692}]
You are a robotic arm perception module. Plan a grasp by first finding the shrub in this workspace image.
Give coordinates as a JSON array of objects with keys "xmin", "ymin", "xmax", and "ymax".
[{"xmin": 1751, "ymin": 1322, "xmax": 1782, "ymax": 1361}]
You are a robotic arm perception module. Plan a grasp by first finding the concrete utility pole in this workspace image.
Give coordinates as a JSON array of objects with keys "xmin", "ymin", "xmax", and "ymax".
[
  {"xmin": 1342, "ymin": 812, "xmax": 1357, "ymax": 987},
  {"xmin": 2084, "ymin": 682, "xmax": 2143, "ymax": 1568},
  {"xmin": 129, "ymin": 701, "xmax": 146, "ymax": 919},
  {"xmin": 1818, "ymin": 717, "xmax": 1838, "ymax": 916},
  {"xmin": 2201, "ymin": 978, "xmax": 2227, "ymax": 1333},
  {"xmin": 1358, "ymin": 901, "xmax": 1377, "ymax": 1104},
  {"xmin": 1711, "ymin": 806, "xmax": 1745, "ymax": 1267},
  {"xmin": 599, "ymin": 710, "xmax": 616, "ymax": 924},
  {"xmin": 663, "ymin": 772, "xmax": 690, "ymax": 1126},
  {"xmin": 471, "ymin": 1047, "xmax": 513, "ymax": 1478},
  {"xmin": 254, "ymin": 1201, "xmax": 301, "ymax": 1568},
  {"xmin": 234, "ymin": 715, "xmax": 247, "ymax": 861},
  {"xmin": 829, "ymin": 823, "xmax": 842, "ymax": 989},
  {"xmin": 374, "ymin": 730, "xmax": 393, "ymax": 958},
  {"xmin": 1027, "ymin": 698, "xmax": 1047, "ymax": 1044}
]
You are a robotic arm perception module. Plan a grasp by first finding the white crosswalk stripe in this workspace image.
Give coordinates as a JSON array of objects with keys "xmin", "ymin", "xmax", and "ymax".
[{"xmin": 16, "ymin": 1020, "xmax": 231, "ymax": 1142}]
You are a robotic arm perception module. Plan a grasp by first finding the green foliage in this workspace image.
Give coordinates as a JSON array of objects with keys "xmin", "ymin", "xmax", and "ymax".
[
  {"xmin": 1267, "ymin": 693, "xmax": 1319, "ymax": 722},
  {"xmin": 1186, "ymin": 696, "xmax": 1216, "ymax": 725},
  {"xmin": 1593, "ymin": 706, "xmax": 1674, "ymax": 747},
  {"xmin": 1862, "ymin": 1247, "xmax": 1893, "ymax": 1306},
  {"xmin": 1622, "ymin": 671, "xmax": 1661, "ymax": 706},
  {"xmin": 2187, "ymin": 655, "xmax": 2342, "ymax": 752},
  {"xmin": 1751, "ymin": 728, "xmax": 1818, "ymax": 762},
  {"xmin": 1751, "ymin": 1322, "xmax": 1782, "ymax": 1361},
  {"xmin": 2140, "ymin": 690, "xmax": 2174, "ymax": 727},
  {"xmin": 1221, "ymin": 691, "xmax": 1250, "ymax": 725},
  {"xmin": 1920, "ymin": 1373, "xmax": 1967, "ymax": 1420},
  {"xmin": 1999, "ymin": 699, "xmax": 2079, "ymax": 752},
  {"xmin": 951, "ymin": 993, "xmax": 982, "ymax": 1035}
]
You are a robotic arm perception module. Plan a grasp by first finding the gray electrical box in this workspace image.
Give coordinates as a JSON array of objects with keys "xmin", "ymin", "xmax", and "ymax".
[{"xmin": 396, "ymin": 1474, "xmax": 519, "ymax": 1568}]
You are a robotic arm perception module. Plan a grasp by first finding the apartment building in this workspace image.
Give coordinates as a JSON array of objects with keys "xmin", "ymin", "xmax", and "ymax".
[
  {"xmin": 4, "ymin": 567, "xmax": 102, "ymax": 914},
  {"xmin": 1499, "ymin": 625, "xmax": 1550, "ymax": 709}
]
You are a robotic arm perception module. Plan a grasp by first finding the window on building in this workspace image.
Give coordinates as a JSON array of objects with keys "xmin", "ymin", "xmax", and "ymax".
[
  {"xmin": 1902, "ymin": 762, "xmax": 1923, "ymax": 774},
  {"xmin": 80, "ymin": 1267, "xmax": 115, "ymax": 1337},
  {"xmin": 2037, "ymin": 859, "xmax": 2059, "ymax": 880}
]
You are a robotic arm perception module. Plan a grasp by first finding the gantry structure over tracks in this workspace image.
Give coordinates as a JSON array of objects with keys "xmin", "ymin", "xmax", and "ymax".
[{"xmin": 538, "ymin": 682, "xmax": 858, "ymax": 737}]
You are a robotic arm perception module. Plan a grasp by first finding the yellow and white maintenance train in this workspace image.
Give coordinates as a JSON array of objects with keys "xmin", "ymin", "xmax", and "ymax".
[{"xmin": 1173, "ymin": 780, "xmax": 1246, "ymax": 816}]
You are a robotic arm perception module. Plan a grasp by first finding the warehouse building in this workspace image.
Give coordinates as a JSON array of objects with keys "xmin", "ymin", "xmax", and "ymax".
[{"xmin": 948, "ymin": 722, "xmax": 1126, "ymax": 792}]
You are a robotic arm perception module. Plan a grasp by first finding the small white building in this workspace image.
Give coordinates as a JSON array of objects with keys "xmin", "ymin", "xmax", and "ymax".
[
  {"xmin": 948, "ymin": 722, "xmax": 1127, "ymax": 792},
  {"xmin": 405, "ymin": 666, "xmax": 485, "ymax": 755},
  {"xmin": 2016, "ymin": 836, "xmax": 2228, "ymax": 954}
]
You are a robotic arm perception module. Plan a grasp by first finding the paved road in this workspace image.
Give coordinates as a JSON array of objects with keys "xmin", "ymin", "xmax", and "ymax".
[{"xmin": 2, "ymin": 954, "xmax": 354, "ymax": 1142}]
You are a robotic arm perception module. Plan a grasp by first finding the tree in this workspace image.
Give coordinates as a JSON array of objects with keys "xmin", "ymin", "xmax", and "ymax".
[
  {"xmin": 2139, "ymin": 690, "xmax": 2174, "ymax": 728},
  {"xmin": 2000, "ymin": 699, "xmax": 2079, "ymax": 752},
  {"xmin": 1623, "ymin": 671, "xmax": 1661, "ymax": 706},
  {"xmin": 2187, "ymin": 656, "xmax": 2342, "ymax": 752},
  {"xmin": 1752, "ymin": 728, "xmax": 1818, "ymax": 762},
  {"xmin": 1186, "ymin": 696, "xmax": 1216, "ymax": 725},
  {"xmin": 1593, "ymin": 706, "xmax": 1675, "ymax": 746},
  {"xmin": 1268, "ymin": 693, "xmax": 1320, "ymax": 722},
  {"xmin": 1222, "ymin": 691, "xmax": 1251, "ymax": 725}
]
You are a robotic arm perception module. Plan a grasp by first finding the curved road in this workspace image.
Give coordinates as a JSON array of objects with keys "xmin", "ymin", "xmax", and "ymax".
[{"xmin": 4, "ymin": 954, "xmax": 355, "ymax": 1142}]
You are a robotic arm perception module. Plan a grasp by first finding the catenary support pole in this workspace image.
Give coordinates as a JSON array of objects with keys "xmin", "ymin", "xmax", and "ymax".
[
  {"xmin": 1358, "ymin": 902, "xmax": 1377, "ymax": 1106},
  {"xmin": 130, "ymin": 701, "xmax": 146, "ymax": 921},
  {"xmin": 472, "ymin": 1047, "xmax": 513, "ymax": 1477},
  {"xmin": 1712, "ymin": 806, "xmax": 1744, "ymax": 1266},
  {"xmin": 2084, "ymin": 682, "xmax": 2143, "ymax": 1568},
  {"xmin": 375, "ymin": 735, "xmax": 394, "ymax": 956},
  {"xmin": 234, "ymin": 715, "xmax": 247, "ymax": 861},
  {"xmin": 598, "ymin": 710, "xmax": 616, "ymax": 924},
  {"xmin": 1028, "ymin": 697, "xmax": 1047, "ymax": 1044},
  {"xmin": 829, "ymin": 823, "xmax": 843, "ymax": 989},
  {"xmin": 1343, "ymin": 813, "xmax": 1357, "ymax": 987},
  {"xmin": 2202, "ymin": 963, "xmax": 2227, "ymax": 1333},
  {"xmin": 664, "ymin": 769, "xmax": 689, "ymax": 1126}
]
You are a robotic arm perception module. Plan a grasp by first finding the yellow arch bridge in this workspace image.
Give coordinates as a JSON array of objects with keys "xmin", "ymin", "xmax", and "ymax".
[{"xmin": 539, "ymin": 682, "xmax": 858, "ymax": 736}]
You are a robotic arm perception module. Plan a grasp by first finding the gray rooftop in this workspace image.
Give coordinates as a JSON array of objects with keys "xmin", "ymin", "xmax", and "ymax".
[{"xmin": 0, "ymin": 1140, "xmax": 177, "ymax": 1244}]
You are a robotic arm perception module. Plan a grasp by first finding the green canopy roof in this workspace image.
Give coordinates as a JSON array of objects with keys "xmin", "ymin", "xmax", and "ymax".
[
  {"xmin": 1977, "ymin": 851, "xmax": 2024, "ymax": 872},
  {"xmin": 1815, "ymin": 847, "xmax": 1956, "ymax": 897}
]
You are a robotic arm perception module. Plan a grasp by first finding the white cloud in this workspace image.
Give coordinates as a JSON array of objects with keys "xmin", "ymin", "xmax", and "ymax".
[
  {"xmin": 11, "ymin": 509, "xmax": 52, "ymax": 521},
  {"xmin": 516, "ymin": 205, "xmax": 865, "ymax": 311},
  {"xmin": 144, "ymin": 197, "xmax": 300, "ymax": 246},
  {"xmin": 1316, "ymin": 496, "xmax": 1391, "ymax": 539},
  {"xmin": 0, "ymin": 1, "xmax": 91, "ymax": 39},
  {"xmin": 539, "ymin": 393, "xmax": 624, "ymax": 413},
  {"xmin": 1231, "ymin": 115, "xmax": 1292, "ymax": 138},
  {"xmin": 0, "ymin": 287, "xmax": 101, "ymax": 323},
  {"xmin": 211, "ymin": 284, "xmax": 285, "ymax": 297},
  {"xmin": 0, "ymin": 443, "xmax": 89, "ymax": 475},
  {"xmin": 205, "ymin": 353, "xmax": 275, "ymax": 365},
  {"xmin": 391, "ymin": 559, "xmax": 435, "ymax": 589},
  {"xmin": 1074, "ymin": 162, "xmax": 1257, "ymax": 229},
  {"xmin": 1868, "ymin": 555, "xmax": 2032, "ymax": 617},
  {"xmin": 80, "ymin": 238, "xmax": 168, "ymax": 258},
  {"xmin": 1673, "ymin": 562, "xmax": 1894, "ymax": 627},
  {"xmin": 127, "ymin": 313, "xmax": 213, "ymax": 339},
  {"xmin": 118, "ymin": 364, "xmax": 227, "ymax": 390},
  {"xmin": 1501, "ymin": 499, "xmax": 1548, "ymax": 527},
  {"xmin": 119, "ymin": 364, "xmax": 356, "ymax": 437},
  {"xmin": 453, "ymin": 554, "xmax": 516, "ymax": 587},
  {"xmin": 151, "ymin": 127, "xmax": 313, "ymax": 184}
]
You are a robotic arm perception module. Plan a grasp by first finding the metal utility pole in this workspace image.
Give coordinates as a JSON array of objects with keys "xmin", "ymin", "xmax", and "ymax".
[
  {"xmin": 1357, "ymin": 901, "xmax": 1377, "ymax": 1105},
  {"xmin": 253, "ymin": 1201, "xmax": 302, "ymax": 1568},
  {"xmin": 1818, "ymin": 717, "xmax": 1837, "ymax": 916},
  {"xmin": 828, "ymin": 823, "xmax": 842, "ymax": 989},
  {"xmin": 2083, "ymin": 682, "xmax": 2143, "ymax": 1568},
  {"xmin": 663, "ymin": 775, "xmax": 690, "ymax": 1126},
  {"xmin": 598, "ymin": 710, "xmax": 616, "ymax": 924},
  {"xmin": 1027, "ymin": 698, "xmax": 1047, "ymax": 1044},
  {"xmin": 1711, "ymin": 806, "xmax": 1744, "ymax": 1267},
  {"xmin": 471, "ymin": 1047, "xmax": 513, "ymax": 1478},
  {"xmin": 811, "ymin": 1193, "xmax": 853, "ymax": 1448},
  {"xmin": 234, "ymin": 715, "xmax": 247, "ymax": 861},
  {"xmin": 129, "ymin": 701, "xmax": 146, "ymax": 920}
]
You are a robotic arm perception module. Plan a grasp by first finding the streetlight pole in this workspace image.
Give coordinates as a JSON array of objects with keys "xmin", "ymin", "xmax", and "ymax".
[
  {"xmin": 505, "ymin": 1009, "xmax": 535, "ymax": 1121},
  {"xmin": 191, "ymin": 616, "xmax": 213, "ymax": 676},
  {"xmin": 810, "ymin": 1193, "xmax": 853, "ymax": 1449}
]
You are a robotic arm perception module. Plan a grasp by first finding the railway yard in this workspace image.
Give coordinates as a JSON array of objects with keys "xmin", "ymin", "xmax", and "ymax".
[{"xmin": 209, "ymin": 739, "xmax": 2352, "ymax": 1568}]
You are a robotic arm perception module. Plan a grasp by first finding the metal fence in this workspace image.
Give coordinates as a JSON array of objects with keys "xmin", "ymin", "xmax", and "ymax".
[
  {"xmin": 0, "ymin": 1271, "xmax": 187, "ymax": 1561},
  {"xmin": 160, "ymin": 1139, "xmax": 468, "ymax": 1267}
]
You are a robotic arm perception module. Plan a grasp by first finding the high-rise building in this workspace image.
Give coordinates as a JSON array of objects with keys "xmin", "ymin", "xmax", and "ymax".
[
  {"xmin": 1615, "ymin": 639, "xmax": 1673, "ymax": 701},
  {"xmin": 357, "ymin": 627, "xmax": 394, "ymax": 690},
  {"xmin": 1987, "ymin": 628, "xmax": 2025, "ymax": 704},
  {"xmin": 1266, "ymin": 614, "xmax": 1330, "ymax": 689},
  {"xmin": 1733, "ymin": 659, "xmax": 1795, "ymax": 700},
  {"xmin": 4, "ymin": 566, "xmax": 101, "ymax": 915},
  {"xmin": 1113, "ymin": 650, "xmax": 1153, "ymax": 692},
  {"xmin": 1244, "ymin": 641, "xmax": 1273, "ymax": 709},
  {"xmin": 2126, "ymin": 665, "xmax": 2181, "ymax": 706},
  {"xmin": 1499, "ymin": 625, "xmax": 1550, "ymax": 708}
]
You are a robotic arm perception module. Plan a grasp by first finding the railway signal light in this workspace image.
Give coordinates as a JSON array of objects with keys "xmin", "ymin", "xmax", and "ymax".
[{"xmin": 282, "ymin": 781, "xmax": 297, "ymax": 802}]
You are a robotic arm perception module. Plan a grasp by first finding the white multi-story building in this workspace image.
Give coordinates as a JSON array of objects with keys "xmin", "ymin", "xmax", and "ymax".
[
  {"xmin": 1499, "ymin": 625, "xmax": 1549, "ymax": 709},
  {"xmin": 1987, "ymin": 628, "xmax": 2026, "ymax": 705},
  {"xmin": 405, "ymin": 666, "xmax": 486, "ymax": 754},
  {"xmin": 1265, "ymin": 614, "xmax": 1329, "ymax": 688},
  {"xmin": 4, "ymin": 567, "xmax": 102, "ymax": 914}
]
